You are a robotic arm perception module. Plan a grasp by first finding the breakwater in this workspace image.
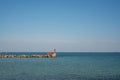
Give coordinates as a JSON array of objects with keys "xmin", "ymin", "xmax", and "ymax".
[
  {"xmin": 0, "ymin": 54, "xmax": 48, "ymax": 58},
  {"xmin": 0, "ymin": 49, "xmax": 57, "ymax": 58}
]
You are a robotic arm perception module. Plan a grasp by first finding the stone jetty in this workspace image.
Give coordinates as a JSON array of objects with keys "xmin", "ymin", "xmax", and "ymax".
[{"xmin": 0, "ymin": 49, "xmax": 57, "ymax": 58}]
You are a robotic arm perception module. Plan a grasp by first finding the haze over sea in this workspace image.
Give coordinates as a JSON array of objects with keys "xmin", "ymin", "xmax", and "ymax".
[{"xmin": 0, "ymin": 52, "xmax": 120, "ymax": 80}]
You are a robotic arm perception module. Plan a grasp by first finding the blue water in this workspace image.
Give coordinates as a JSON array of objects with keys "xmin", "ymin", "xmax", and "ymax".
[{"xmin": 0, "ymin": 52, "xmax": 120, "ymax": 80}]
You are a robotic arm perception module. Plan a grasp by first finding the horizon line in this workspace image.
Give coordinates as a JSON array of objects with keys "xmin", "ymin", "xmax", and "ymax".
[{"xmin": 0, "ymin": 51, "xmax": 120, "ymax": 53}]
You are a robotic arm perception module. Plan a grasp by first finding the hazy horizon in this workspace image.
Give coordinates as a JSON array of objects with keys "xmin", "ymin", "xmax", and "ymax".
[
  {"xmin": 0, "ymin": 0, "xmax": 120, "ymax": 52},
  {"xmin": 0, "ymin": 51, "xmax": 120, "ymax": 53}
]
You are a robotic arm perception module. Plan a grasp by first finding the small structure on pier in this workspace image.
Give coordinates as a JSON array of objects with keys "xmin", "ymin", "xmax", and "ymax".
[
  {"xmin": 51, "ymin": 48, "xmax": 56, "ymax": 58},
  {"xmin": 47, "ymin": 48, "xmax": 56, "ymax": 58}
]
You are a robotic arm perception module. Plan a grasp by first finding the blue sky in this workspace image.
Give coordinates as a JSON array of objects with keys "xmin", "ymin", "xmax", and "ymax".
[{"xmin": 0, "ymin": 0, "xmax": 120, "ymax": 52}]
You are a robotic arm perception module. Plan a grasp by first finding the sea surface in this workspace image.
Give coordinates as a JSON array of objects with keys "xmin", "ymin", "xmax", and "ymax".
[{"xmin": 0, "ymin": 52, "xmax": 120, "ymax": 80}]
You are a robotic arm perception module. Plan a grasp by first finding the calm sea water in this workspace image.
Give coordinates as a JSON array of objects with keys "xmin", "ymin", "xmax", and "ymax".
[{"xmin": 0, "ymin": 52, "xmax": 120, "ymax": 80}]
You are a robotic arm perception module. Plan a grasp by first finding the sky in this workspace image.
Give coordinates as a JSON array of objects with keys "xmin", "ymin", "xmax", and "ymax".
[{"xmin": 0, "ymin": 0, "xmax": 120, "ymax": 52}]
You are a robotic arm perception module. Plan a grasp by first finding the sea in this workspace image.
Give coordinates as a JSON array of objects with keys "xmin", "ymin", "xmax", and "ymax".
[{"xmin": 0, "ymin": 52, "xmax": 120, "ymax": 80}]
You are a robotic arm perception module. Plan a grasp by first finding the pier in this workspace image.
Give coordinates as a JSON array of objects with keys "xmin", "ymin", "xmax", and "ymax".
[{"xmin": 0, "ymin": 49, "xmax": 56, "ymax": 58}]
